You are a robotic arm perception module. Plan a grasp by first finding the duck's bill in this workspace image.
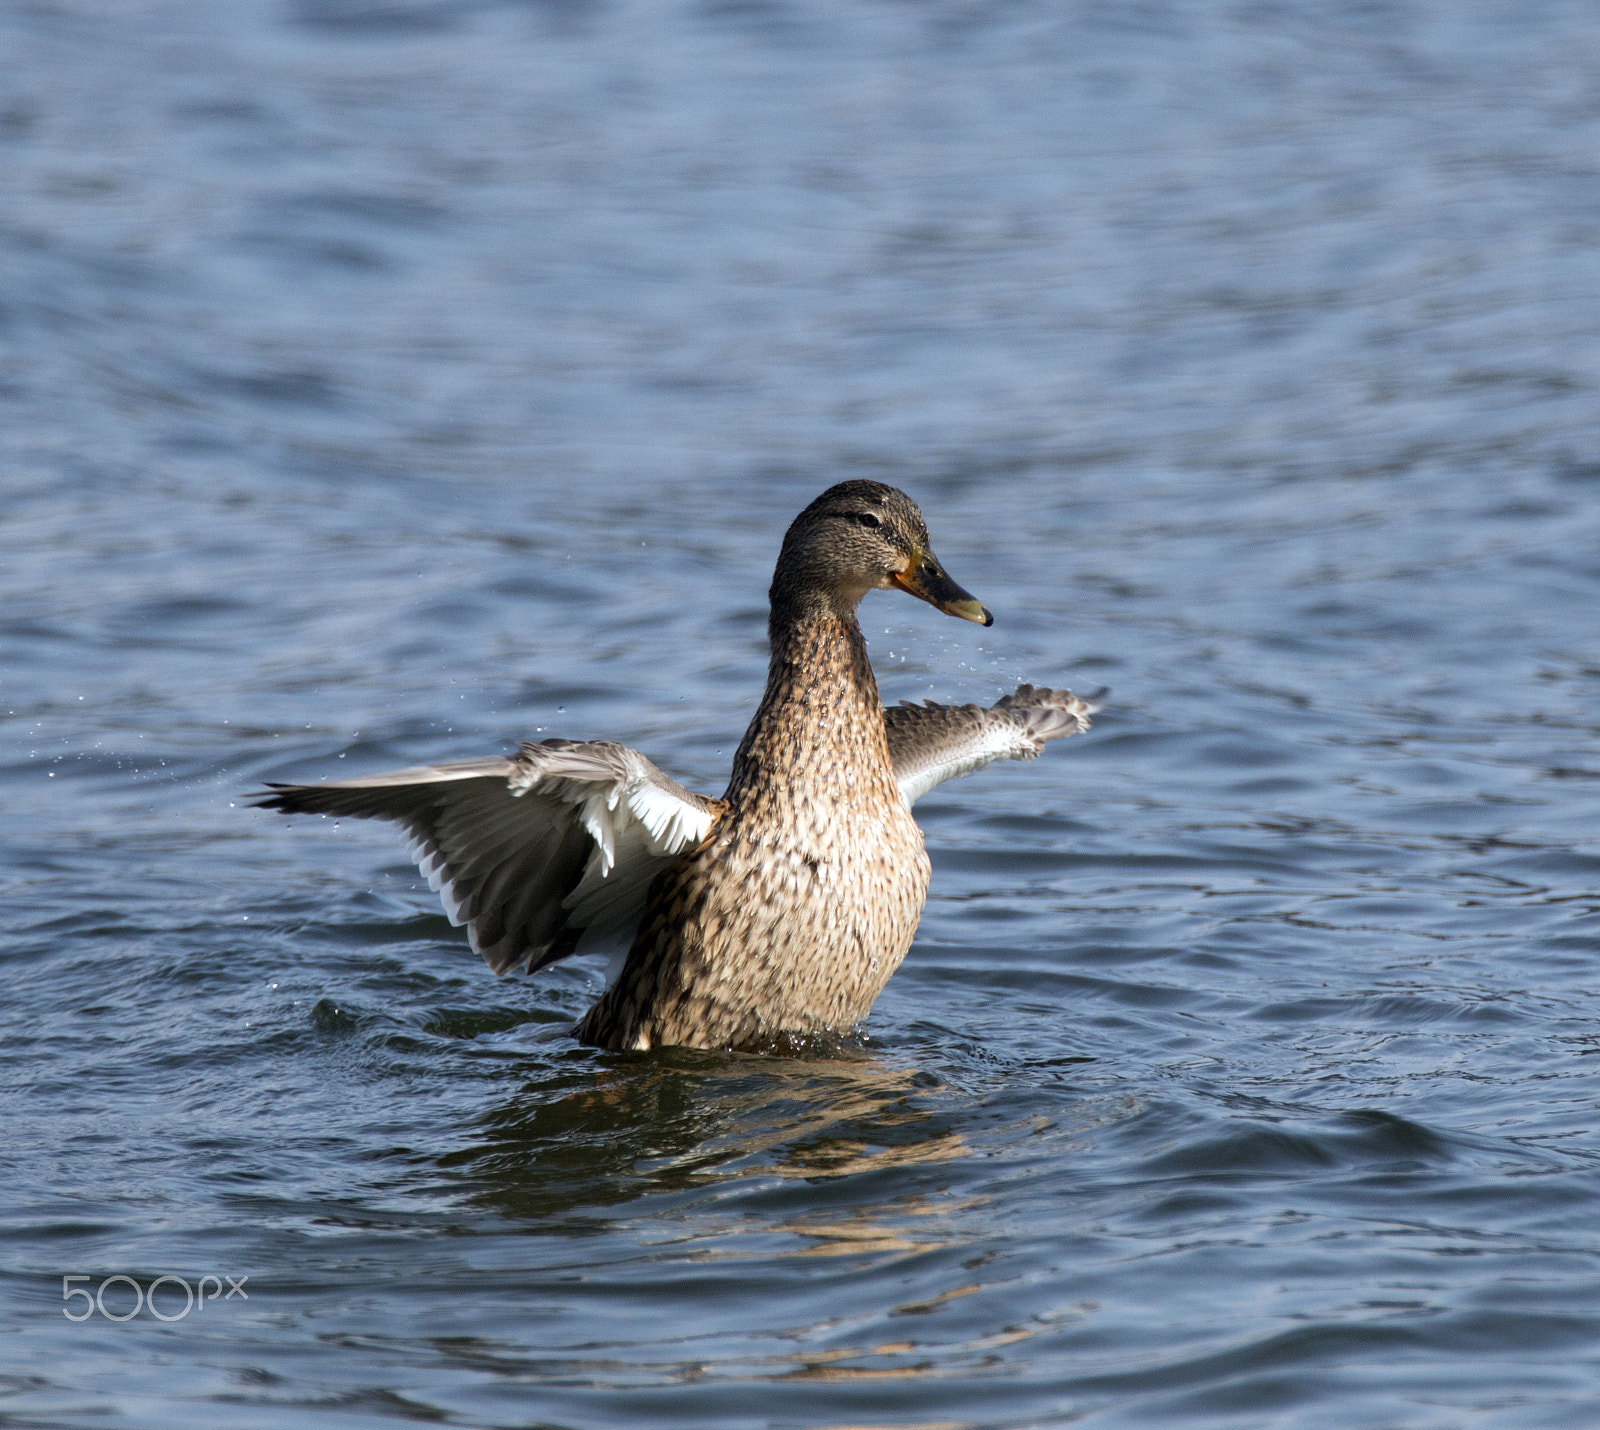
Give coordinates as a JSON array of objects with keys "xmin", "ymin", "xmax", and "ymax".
[{"xmin": 892, "ymin": 550, "xmax": 994, "ymax": 627}]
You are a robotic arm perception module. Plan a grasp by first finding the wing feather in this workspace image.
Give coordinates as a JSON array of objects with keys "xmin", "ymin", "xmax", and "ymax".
[
  {"xmin": 885, "ymin": 684, "xmax": 1103, "ymax": 806},
  {"xmin": 253, "ymin": 739, "xmax": 720, "ymax": 976}
]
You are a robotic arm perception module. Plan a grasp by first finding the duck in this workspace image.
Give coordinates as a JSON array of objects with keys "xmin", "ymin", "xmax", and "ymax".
[{"xmin": 255, "ymin": 481, "xmax": 1100, "ymax": 1052}]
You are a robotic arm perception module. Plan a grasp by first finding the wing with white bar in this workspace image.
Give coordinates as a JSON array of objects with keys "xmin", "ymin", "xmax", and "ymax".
[
  {"xmin": 885, "ymin": 684, "xmax": 1102, "ymax": 807},
  {"xmin": 254, "ymin": 739, "xmax": 720, "ymax": 976}
]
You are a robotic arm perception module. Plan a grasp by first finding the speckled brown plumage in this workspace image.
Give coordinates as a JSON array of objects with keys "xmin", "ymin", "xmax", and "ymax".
[{"xmin": 577, "ymin": 601, "xmax": 927, "ymax": 1050}]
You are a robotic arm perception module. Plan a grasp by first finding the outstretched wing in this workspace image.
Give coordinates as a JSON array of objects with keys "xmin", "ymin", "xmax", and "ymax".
[
  {"xmin": 253, "ymin": 739, "xmax": 721, "ymax": 976},
  {"xmin": 885, "ymin": 684, "xmax": 1103, "ymax": 807}
]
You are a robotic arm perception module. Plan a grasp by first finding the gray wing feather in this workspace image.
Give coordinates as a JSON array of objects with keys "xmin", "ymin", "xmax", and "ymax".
[
  {"xmin": 253, "ymin": 740, "xmax": 718, "ymax": 976},
  {"xmin": 885, "ymin": 684, "xmax": 1103, "ymax": 806}
]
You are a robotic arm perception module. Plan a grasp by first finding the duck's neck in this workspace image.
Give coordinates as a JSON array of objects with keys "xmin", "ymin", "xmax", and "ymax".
[{"xmin": 725, "ymin": 594, "xmax": 891, "ymax": 807}]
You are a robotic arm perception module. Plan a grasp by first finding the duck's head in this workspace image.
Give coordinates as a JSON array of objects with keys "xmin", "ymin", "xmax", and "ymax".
[{"xmin": 772, "ymin": 481, "xmax": 993, "ymax": 627}]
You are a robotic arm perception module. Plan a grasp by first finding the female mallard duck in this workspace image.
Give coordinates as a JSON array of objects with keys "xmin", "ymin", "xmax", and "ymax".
[{"xmin": 257, "ymin": 482, "xmax": 1099, "ymax": 1051}]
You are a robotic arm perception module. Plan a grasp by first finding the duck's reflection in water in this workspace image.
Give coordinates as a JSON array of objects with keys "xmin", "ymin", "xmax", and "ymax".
[
  {"xmin": 430, "ymin": 1045, "xmax": 1108, "ymax": 1396},
  {"xmin": 443, "ymin": 1042, "xmax": 975, "ymax": 1232}
]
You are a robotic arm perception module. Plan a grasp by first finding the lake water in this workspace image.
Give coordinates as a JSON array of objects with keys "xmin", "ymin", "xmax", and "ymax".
[{"xmin": 5, "ymin": 1, "xmax": 1600, "ymax": 1426}]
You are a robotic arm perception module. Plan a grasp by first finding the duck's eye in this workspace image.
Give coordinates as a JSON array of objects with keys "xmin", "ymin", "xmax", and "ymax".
[{"xmin": 852, "ymin": 512, "xmax": 883, "ymax": 530}]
